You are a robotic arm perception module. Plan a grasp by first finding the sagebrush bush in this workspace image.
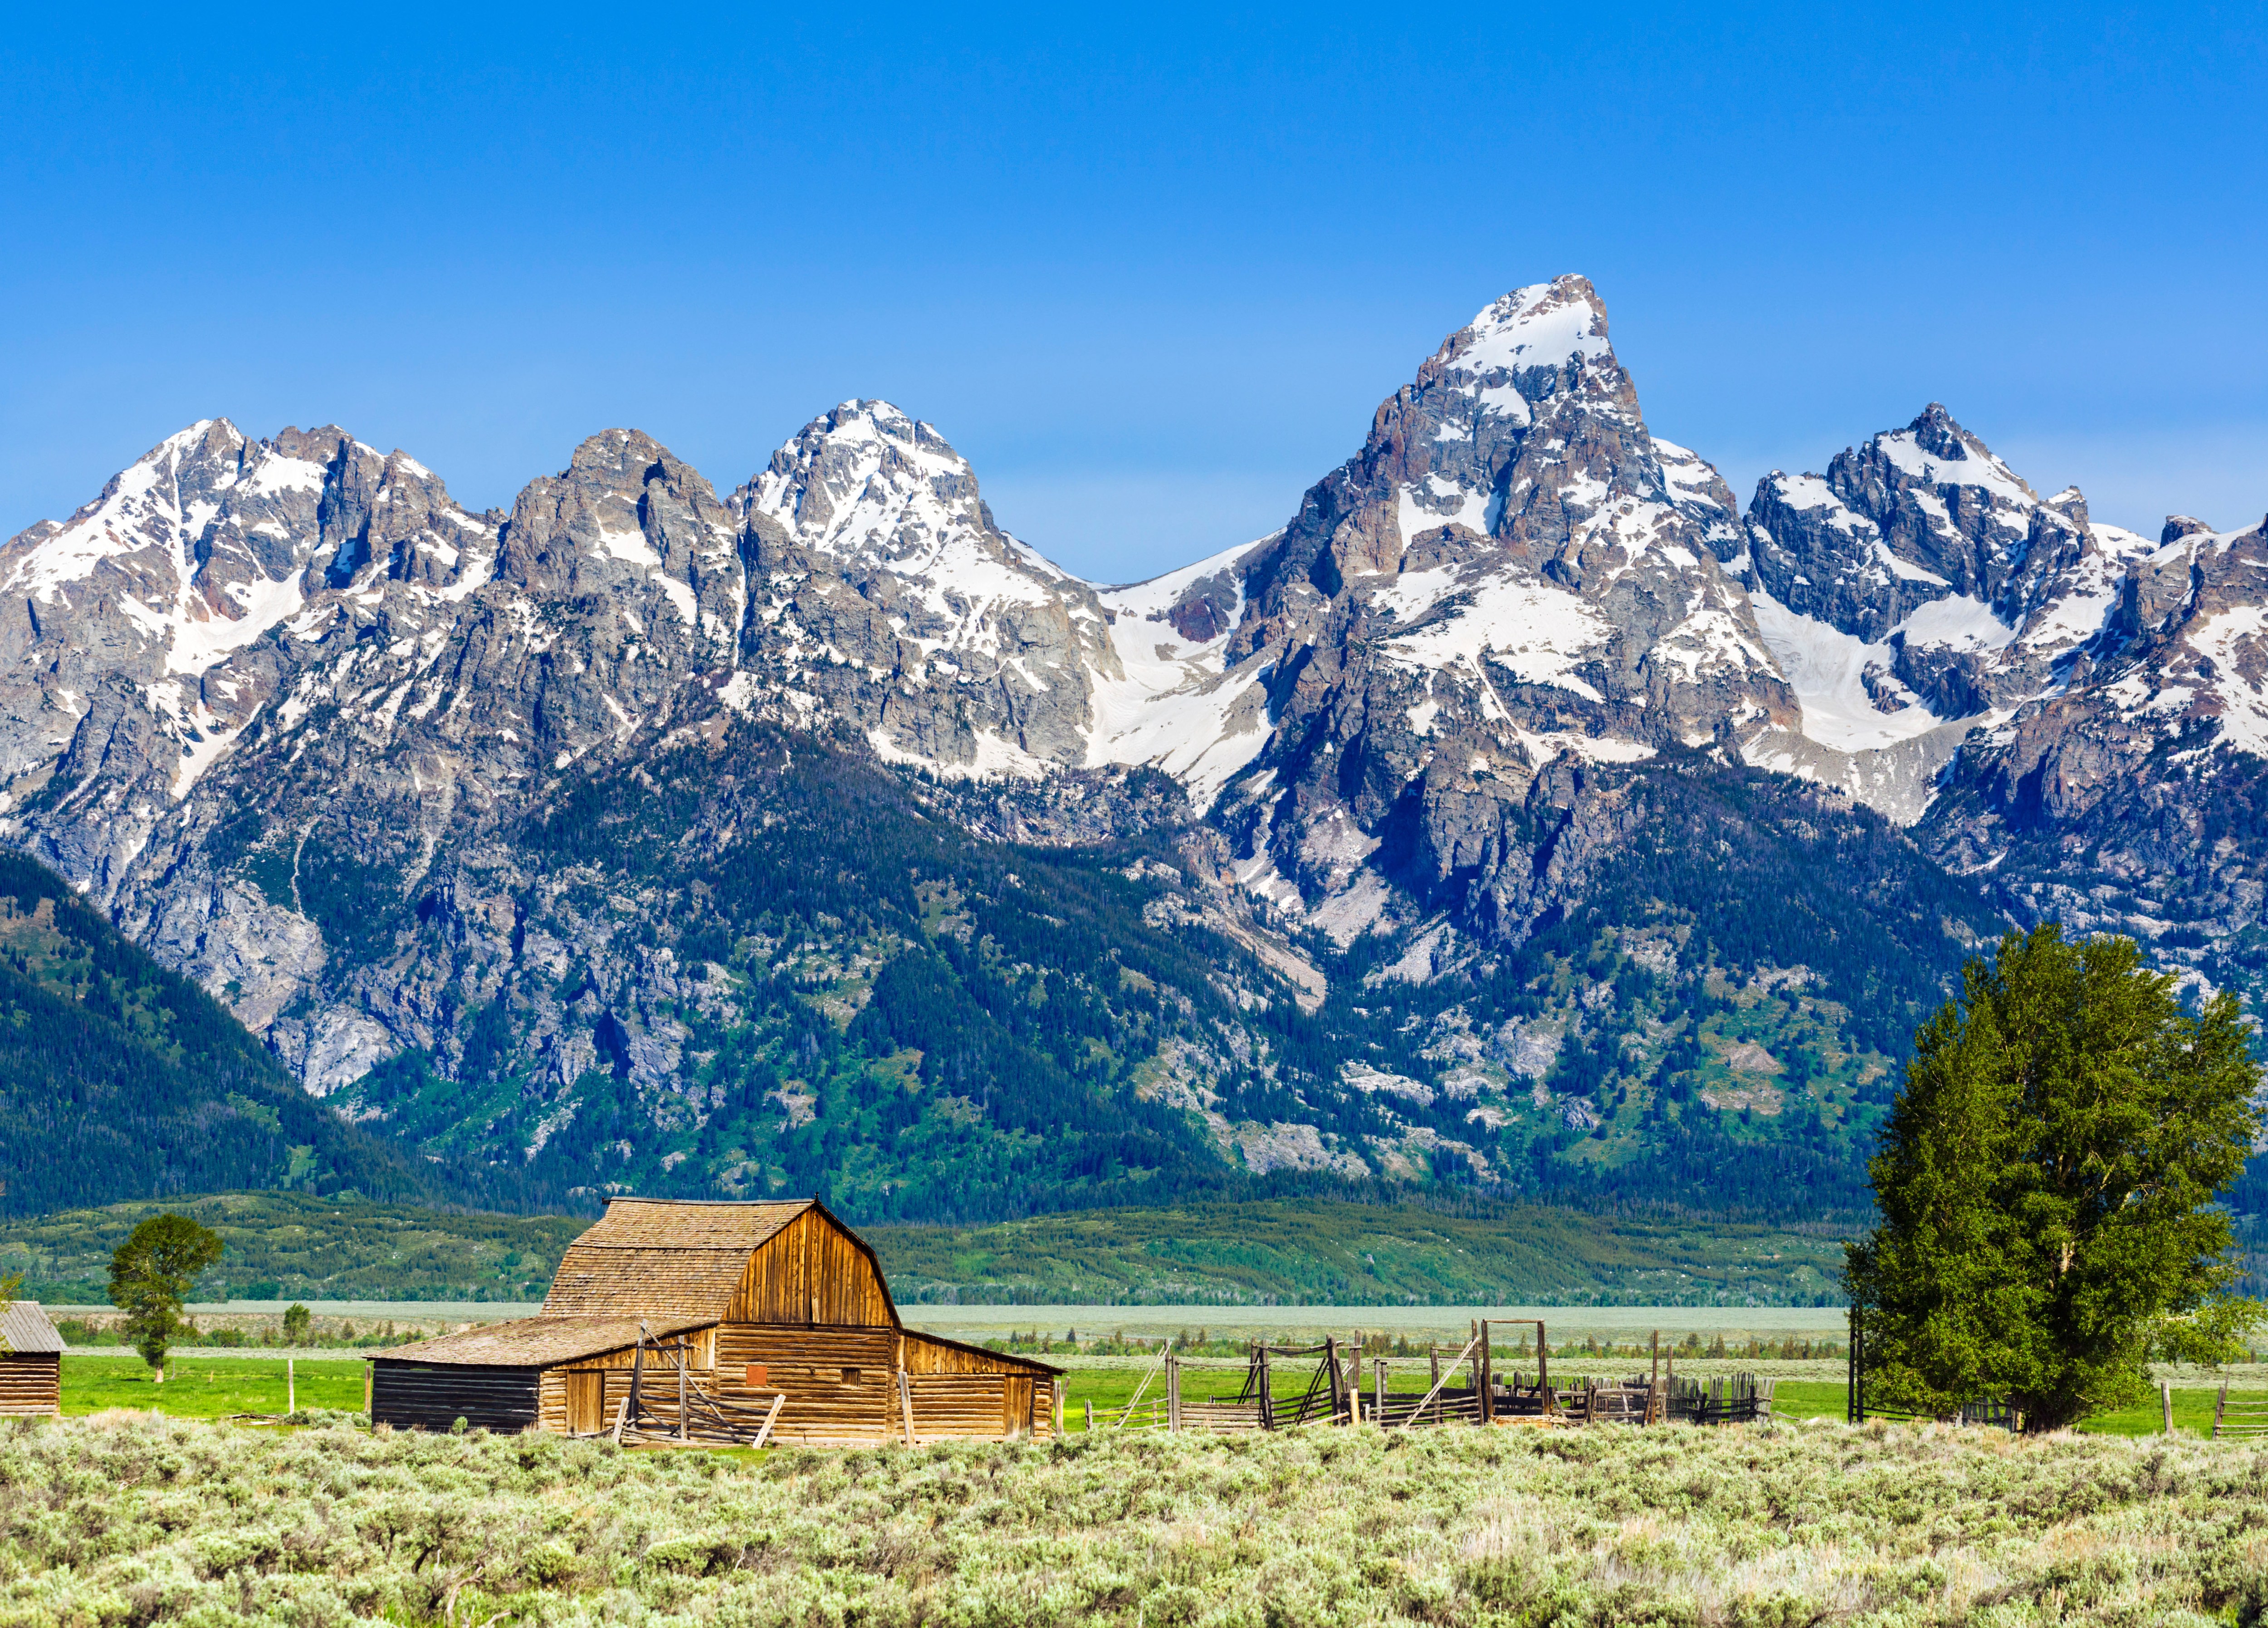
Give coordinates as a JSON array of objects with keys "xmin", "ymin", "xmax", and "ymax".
[{"xmin": 0, "ymin": 1412, "xmax": 2260, "ymax": 1625}]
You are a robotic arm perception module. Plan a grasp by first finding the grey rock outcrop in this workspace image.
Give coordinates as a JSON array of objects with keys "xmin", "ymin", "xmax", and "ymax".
[
  {"xmin": 1206, "ymin": 275, "xmax": 1793, "ymax": 937},
  {"xmin": 4, "ymin": 273, "xmax": 2263, "ymax": 1183}
]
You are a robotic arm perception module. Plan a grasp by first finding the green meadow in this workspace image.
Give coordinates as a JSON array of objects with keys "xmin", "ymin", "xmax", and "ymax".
[{"xmin": 54, "ymin": 1354, "xmax": 2238, "ymax": 1441}]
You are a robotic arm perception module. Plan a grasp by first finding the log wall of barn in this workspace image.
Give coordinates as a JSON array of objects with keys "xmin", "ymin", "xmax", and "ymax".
[
  {"xmin": 372, "ymin": 1364, "xmax": 540, "ymax": 1432},
  {"xmin": 0, "ymin": 1354, "xmax": 58, "ymax": 1415}
]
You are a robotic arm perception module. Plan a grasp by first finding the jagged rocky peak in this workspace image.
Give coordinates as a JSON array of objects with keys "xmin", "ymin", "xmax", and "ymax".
[
  {"xmin": 1212, "ymin": 274, "xmax": 1790, "ymax": 937},
  {"xmin": 1744, "ymin": 402, "xmax": 2074, "ymax": 650},
  {"xmin": 495, "ymin": 427, "xmax": 743, "ymax": 653},
  {"xmin": 728, "ymin": 399, "xmax": 1123, "ymax": 776},
  {"xmin": 0, "ymin": 418, "xmax": 494, "ymax": 814},
  {"xmin": 1735, "ymin": 401, "xmax": 2268, "ymax": 829},
  {"xmin": 741, "ymin": 400, "xmax": 1012, "ymax": 565}
]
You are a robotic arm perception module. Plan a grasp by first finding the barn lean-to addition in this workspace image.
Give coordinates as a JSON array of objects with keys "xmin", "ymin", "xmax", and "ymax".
[
  {"xmin": 0, "ymin": 1302, "xmax": 62, "ymax": 1416},
  {"xmin": 372, "ymin": 1198, "xmax": 1060, "ymax": 1443}
]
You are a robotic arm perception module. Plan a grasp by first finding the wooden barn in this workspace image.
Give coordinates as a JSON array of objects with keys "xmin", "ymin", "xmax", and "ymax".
[
  {"xmin": 0, "ymin": 1302, "xmax": 63, "ymax": 1416},
  {"xmin": 372, "ymin": 1198, "xmax": 1060, "ymax": 1444}
]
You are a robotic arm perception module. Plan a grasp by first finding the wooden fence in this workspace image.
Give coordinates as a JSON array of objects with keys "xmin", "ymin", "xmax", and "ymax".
[
  {"xmin": 1104, "ymin": 1323, "xmax": 1776, "ymax": 1434},
  {"xmin": 2214, "ymin": 1384, "xmax": 2268, "ymax": 1439}
]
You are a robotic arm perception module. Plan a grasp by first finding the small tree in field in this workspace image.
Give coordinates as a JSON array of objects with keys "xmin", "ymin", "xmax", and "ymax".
[
  {"xmin": 109, "ymin": 1214, "xmax": 224, "ymax": 1381},
  {"xmin": 282, "ymin": 1303, "xmax": 312, "ymax": 1345},
  {"xmin": 1848, "ymin": 925, "xmax": 2261, "ymax": 1431}
]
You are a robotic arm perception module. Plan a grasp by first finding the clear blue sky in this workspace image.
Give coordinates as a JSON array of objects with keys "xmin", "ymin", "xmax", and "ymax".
[{"xmin": 4, "ymin": 3, "xmax": 2263, "ymax": 582}]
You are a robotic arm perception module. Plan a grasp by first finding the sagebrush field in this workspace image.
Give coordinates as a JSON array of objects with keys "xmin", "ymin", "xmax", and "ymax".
[{"xmin": 3, "ymin": 1410, "xmax": 2264, "ymax": 1625}]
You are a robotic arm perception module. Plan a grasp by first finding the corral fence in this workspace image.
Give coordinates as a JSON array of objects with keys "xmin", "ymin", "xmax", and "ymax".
[
  {"xmin": 2214, "ymin": 1385, "xmax": 2268, "ymax": 1439},
  {"xmin": 1104, "ymin": 1321, "xmax": 1777, "ymax": 1434}
]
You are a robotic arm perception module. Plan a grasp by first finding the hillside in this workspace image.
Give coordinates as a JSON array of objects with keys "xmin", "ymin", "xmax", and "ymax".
[
  {"xmin": 0, "ymin": 851, "xmax": 559, "ymax": 1219},
  {"xmin": 0, "ymin": 1189, "xmax": 1844, "ymax": 1308},
  {"xmin": 0, "ymin": 1190, "xmax": 588, "ymax": 1304},
  {"xmin": 866, "ymin": 1199, "xmax": 1848, "ymax": 1307},
  {"xmin": 313, "ymin": 723, "xmax": 1998, "ymax": 1223}
]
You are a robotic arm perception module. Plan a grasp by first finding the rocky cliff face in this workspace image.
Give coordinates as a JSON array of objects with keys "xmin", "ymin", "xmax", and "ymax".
[
  {"xmin": 2, "ymin": 274, "xmax": 2256, "ymax": 1211},
  {"xmin": 1206, "ymin": 277, "xmax": 1794, "ymax": 945}
]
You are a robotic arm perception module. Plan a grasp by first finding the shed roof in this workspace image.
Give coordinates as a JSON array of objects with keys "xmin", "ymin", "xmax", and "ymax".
[
  {"xmin": 0, "ymin": 1301, "xmax": 61, "ymax": 1355},
  {"xmin": 375, "ymin": 1314, "xmax": 716, "ymax": 1368},
  {"xmin": 541, "ymin": 1199, "xmax": 814, "ymax": 1320}
]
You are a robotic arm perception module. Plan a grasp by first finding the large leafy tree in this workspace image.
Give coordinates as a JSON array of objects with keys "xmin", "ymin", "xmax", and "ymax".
[
  {"xmin": 108, "ymin": 1213, "xmax": 224, "ymax": 1380},
  {"xmin": 1848, "ymin": 925, "xmax": 2261, "ymax": 1431}
]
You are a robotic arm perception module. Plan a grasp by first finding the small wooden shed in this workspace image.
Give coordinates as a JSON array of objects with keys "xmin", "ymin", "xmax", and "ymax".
[
  {"xmin": 0, "ymin": 1302, "xmax": 63, "ymax": 1416},
  {"xmin": 370, "ymin": 1314, "xmax": 716, "ymax": 1434},
  {"xmin": 374, "ymin": 1198, "xmax": 1060, "ymax": 1444}
]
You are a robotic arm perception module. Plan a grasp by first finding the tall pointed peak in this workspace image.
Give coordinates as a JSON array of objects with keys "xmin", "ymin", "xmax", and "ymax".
[
  {"xmin": 1437, "ymin": 275, "xmax": 1614, "ymax": 378},
  {"xmin": 565, "ymin": 427, "xmax": 675, "ymax": 473}
]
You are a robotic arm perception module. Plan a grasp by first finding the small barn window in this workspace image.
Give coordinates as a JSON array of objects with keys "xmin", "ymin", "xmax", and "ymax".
[{"xmin": 841, "ymin": 1367, "xmax": 860, "ymax": 1385}]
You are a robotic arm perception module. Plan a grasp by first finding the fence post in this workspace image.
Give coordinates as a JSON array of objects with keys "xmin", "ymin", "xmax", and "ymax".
[
  {"xmin": 2216, "ymin": 1382, "xmax": 2229, "ymax": 1439},
  {"xmin": 2162, "ymin": 1380, "xmax": 2173, "ymax": 1437},
  {"xmin": 1480, "ymin": 1320, "xmax": 1493, "ymax": 1423},
  {"xmin": 1258, "ymin": 1345, "xmax": 1272, "ymax": 1431},
  {"xmin": 1847, "ymin": 1304, "xmax": 1862, "ymax": 1424},
  {"xmin": 1536, "ymin": 1321, "xmax": 1548, "ymax": 1395},
  {"xmin": 1167, "ymin": 1356, "xmax": 1180, "ymax": 1433},
  {"xmin": 1374, "ymin": 1358, "xmax": 1386, "ymax": 1426}
]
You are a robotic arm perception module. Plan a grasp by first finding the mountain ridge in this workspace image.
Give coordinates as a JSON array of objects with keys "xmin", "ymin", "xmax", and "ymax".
[{"xmin": 2, "ymin": 272, "xmax": 2260, "ymax": 1221}]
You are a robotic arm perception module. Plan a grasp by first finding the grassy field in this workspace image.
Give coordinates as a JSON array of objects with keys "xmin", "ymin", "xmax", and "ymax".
[
  {"xmin": 868, "ymin": 1198, "xmax": 1848, "ymax": 1306},
  {"xmin": 59, "ymin": 1354, "xmax": 369, "ymax": 1417},
  {"xmin": 58, "ymin": 1354, "xmax": 2245, "ymax": 1443},
  {"xmin": 0, "ymin": 1188, "xmax": 1854, "ymax": 1307},
  {"xmin": 9, "ymin": 1409, "xmax": 2268, "ymax": 1624}
]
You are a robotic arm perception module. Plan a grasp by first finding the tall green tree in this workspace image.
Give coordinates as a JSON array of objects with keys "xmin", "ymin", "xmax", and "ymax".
[
  {"xmin": 108, "ymin": 1214, "xmax": 223, "ymax": 1380},
  {"xmin": 1848, "ymin": 926, "xmax": 2261, "ymax": 1431}
]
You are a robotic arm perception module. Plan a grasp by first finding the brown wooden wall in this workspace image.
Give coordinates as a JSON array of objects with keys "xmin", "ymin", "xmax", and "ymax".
[
  {"xmin": 0, "ymin": 1353, "xmax": 58, "ymax": 1415},
  {"xmin": 717, "ymin": 1324, "xmax": 899, "ymax": 1377},
  {"xmin": 523, "ymin": 1326, "xmax": 1061, "ymax": 1442},
  {"xmin": 900, "ymin": 1330, "xmax": 1054, "ymax": 1378},
  {"xmin": 727, "ymin": 1209, "xmax": 894, "ymax": 1327},
  {"xmin": 538, "ymin": 1365, "xmax": 1057, "ymax": 1443},
  {"xmin": 373, "ymin": 1364, "xmax": 539, "ymax": 1432},
  {"xmin": 548, "ymin": 1329, "xmax": 717, "ymax": 1372}
]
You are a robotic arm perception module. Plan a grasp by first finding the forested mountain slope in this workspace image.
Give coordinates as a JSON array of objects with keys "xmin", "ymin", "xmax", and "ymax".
[
  {"xmin": 0, "ymin": 849, "xmax": 547, "ymax": 1217},
  {"xmin": 295, "ymin": 717, "xmax": 1997, "ymax": 1224}
]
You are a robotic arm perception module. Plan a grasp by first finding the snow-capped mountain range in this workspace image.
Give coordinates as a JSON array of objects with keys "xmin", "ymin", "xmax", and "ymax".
[{"xmin": 3, "ymin": 273, "xmax": 2261, "ymax": 1106}]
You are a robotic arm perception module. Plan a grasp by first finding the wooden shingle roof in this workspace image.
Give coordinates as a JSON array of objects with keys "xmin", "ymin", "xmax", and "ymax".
[
  {"xmin": 540, "ymin": 1198, "xmax": 814, "ymax": 1320},
  {"xmin": 376, "ymin": 1314, "xmax": 715, "ymax": 1368},
  {"xmin": 0, "ymin": 1302, "xmax": 61, "ymax": 1355}
]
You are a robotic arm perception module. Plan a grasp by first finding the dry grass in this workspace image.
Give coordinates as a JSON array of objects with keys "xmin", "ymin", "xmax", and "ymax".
[{"xmin": 0, "ymin": 1410, "xmax": 2261, "ymax": 1624}]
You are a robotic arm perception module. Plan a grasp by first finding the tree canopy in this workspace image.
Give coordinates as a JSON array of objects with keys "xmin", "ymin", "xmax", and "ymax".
[
  {"xmin": 108, "ymin": 1213, "xmax": 224, "ymax": 1377},
  {"xmin": 1847, "ymin": 925, "xmax": 2261, "ymax": 1430}
]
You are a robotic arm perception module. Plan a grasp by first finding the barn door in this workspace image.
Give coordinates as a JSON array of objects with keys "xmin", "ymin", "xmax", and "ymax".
[{"xmin": 565, "ymin": 1371, "xmax": 603, "ymax": 1435}]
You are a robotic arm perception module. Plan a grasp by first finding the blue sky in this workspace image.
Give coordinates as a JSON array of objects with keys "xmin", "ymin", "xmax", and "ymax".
[{"xmin": 3, "ymin": 3, "xmax": 2263, "ymax": 582}]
